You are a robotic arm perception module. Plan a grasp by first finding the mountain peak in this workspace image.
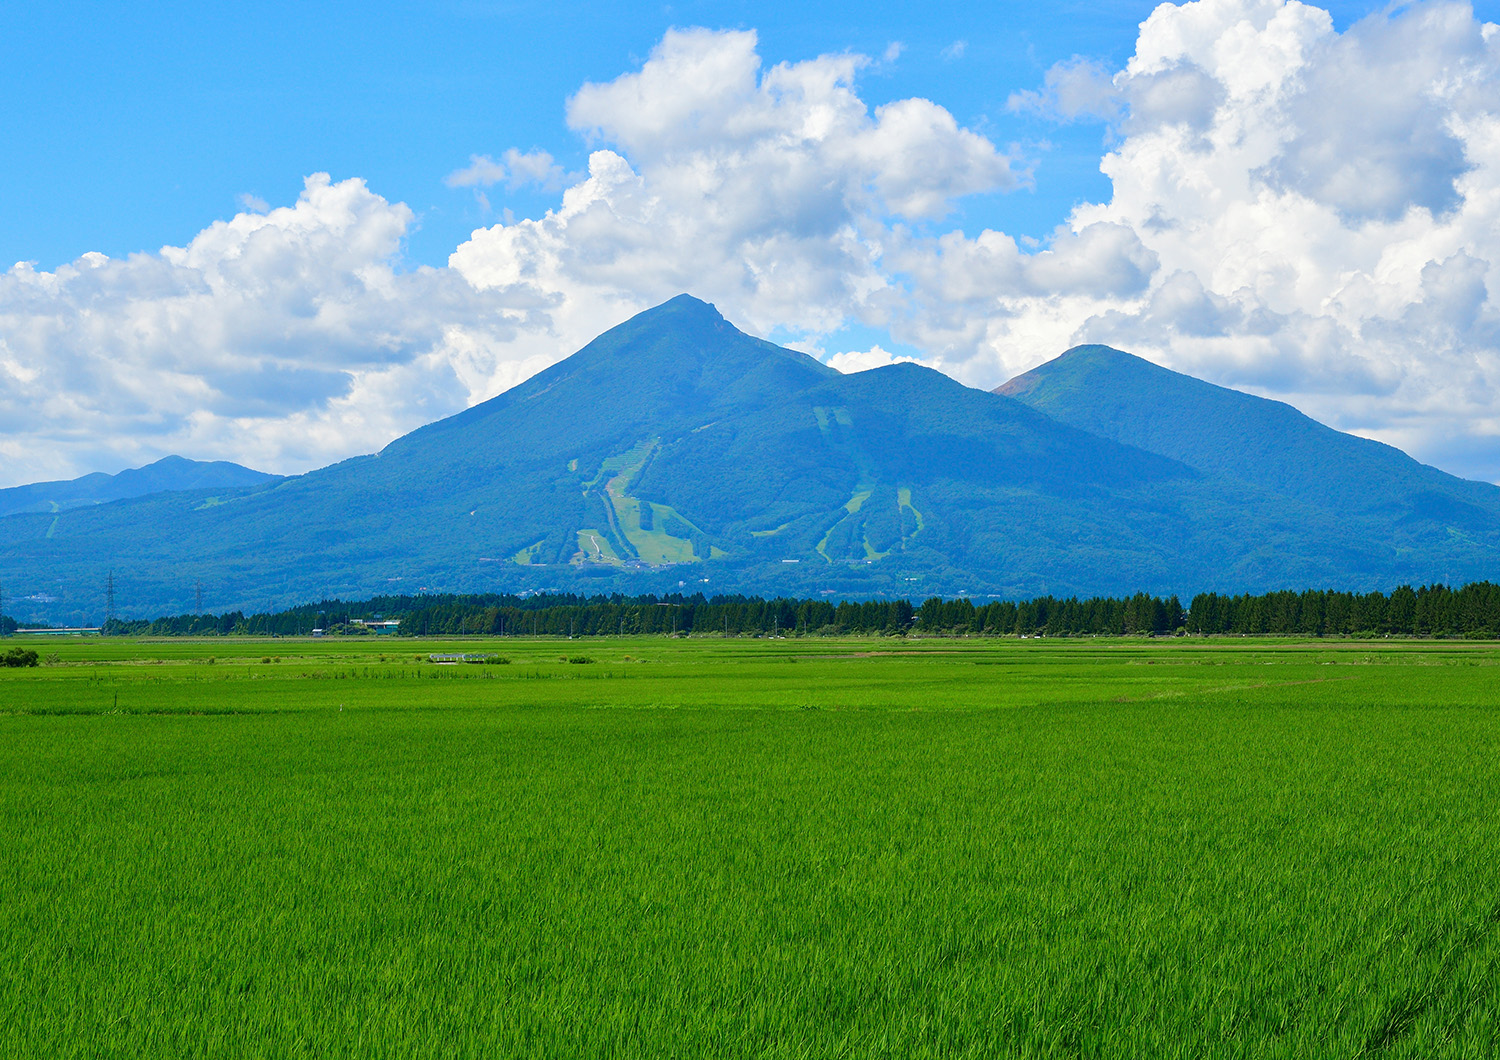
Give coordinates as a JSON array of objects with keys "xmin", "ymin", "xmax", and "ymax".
[
  {"xmin": 622, "ymin": 293, "xmax": 727, "ymax": 333},
  {"xmin": 658, "ymin": 292, "xmax": 721, "ymax": 314},
  {"xmin": 386, "ymin": 293, "xmax": 834, "ymax": 456},
  {"xmin": 0, "ymin": 456, "xmax": 279, "ymax": 520},
  {"xmin": 528, "ymin": 293, "xmax": 830, "ymax": 393},
  {"xmin": 12, "ymin": 307, "xmax": 1500, "ymax": 624},
  {"xmin": 995, "ymin": 338, "xmax": 1491, "ymax": 526},
  {"xmin": 996, "ymin": 344, "xmax": 1153, "ymax": 399},
  {"xmin": 1056, "ymin": 343, "xmax": 1143, "ymax": 366}
]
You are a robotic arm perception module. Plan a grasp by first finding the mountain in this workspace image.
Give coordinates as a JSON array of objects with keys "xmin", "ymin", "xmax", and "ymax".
[
  {"xmin": 0, "ymin": 456, "xmax": 280, "ymax": 520},
  {"xmin": 997, "ymin": 344, "xmax": 1500, "ymax": 552},
  {"xmin": 1, "ymin": 297, "xmax": 1498, "ymax": 624}
]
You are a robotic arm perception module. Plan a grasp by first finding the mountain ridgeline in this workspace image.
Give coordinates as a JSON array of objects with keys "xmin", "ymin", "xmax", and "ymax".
[
  {"xmin": 0, "ymin": 456, "xmax": 279, "ymax": 520},
  {"xmin": 2, "ymin": 295, "xmax": 1499, "ymax": 624},
  {"xmin": 997, "ymin": 345, "xmax": 1499, "ymax": 538}
]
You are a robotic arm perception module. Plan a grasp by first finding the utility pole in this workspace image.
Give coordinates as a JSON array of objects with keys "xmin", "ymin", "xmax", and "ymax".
[{"xmin": 105, "ymin": 570, "xmax": 116, "ymax": 632}]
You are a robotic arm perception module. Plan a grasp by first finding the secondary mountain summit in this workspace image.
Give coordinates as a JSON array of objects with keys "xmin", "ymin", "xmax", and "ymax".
[
  {"xmin": 0, "ymin": 456, "xmax": 278, "ymax": 520},
  {"xmin": 3, "ymin": 295, "xmax": 1499, "ymax": 623}
]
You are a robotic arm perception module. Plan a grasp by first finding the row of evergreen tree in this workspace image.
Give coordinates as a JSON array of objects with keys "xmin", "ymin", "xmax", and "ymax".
[
  {"xmin": 397, "ymin": 596, "xmax": 915, "ymax": 637},
  {"xmin": 82, "ymin": 581, "xmax": 1500, "ymax": 638},
  {"xmin": 1184, "ymin": 583, "xmax": 1500, "ymax": 636}
]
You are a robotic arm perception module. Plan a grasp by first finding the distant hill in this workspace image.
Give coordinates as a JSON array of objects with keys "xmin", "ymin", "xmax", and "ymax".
[
  {"xmin": 997, "ymin": 344, "xmax": 1500, "ymax": 552},
  {"xmin": 2, "ymin": 298, "xmax": 1499, "ymax": 624},
  {"xmin": 0, "ymin": 456, "xmax": 280, "ymax": 519}
]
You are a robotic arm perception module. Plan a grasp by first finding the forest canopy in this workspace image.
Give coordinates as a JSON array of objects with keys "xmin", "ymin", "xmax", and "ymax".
[{"xmin": 77, "ymin": 582, "xmax": 1500, "ymax": 639}]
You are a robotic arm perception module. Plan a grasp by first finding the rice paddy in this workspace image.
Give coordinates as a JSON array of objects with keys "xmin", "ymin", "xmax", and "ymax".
[{"xmin": 1, "ymin": 636, "xmax": 1497, "ymax": 1057}]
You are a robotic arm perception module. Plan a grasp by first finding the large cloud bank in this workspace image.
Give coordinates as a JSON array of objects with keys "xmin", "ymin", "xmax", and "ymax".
[
  {"xmin": 0, "ymin": 176, "xmax": 549, "ymax": 483},
  {"xmin": 1010, "ymin": 0, "xmax": 1500, "ymax": 480},
  {"xmin": 6, "ymin": 2, "xmax": 1500, "ymax": 486}
]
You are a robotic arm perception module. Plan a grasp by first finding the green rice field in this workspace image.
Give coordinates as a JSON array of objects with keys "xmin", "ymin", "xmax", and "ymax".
[{"xmin": 1, "ymin": 635, "xmax": 1497, "ymax": 1057}]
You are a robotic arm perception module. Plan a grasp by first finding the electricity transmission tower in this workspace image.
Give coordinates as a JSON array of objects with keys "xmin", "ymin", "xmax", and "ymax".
[
  {"xmin": 195, "ymin": 580, "xmax": 204, "ymax": 615},
  {"xmin": 105, "ymin": 570, "xmax": 116, "ymax": 632}
]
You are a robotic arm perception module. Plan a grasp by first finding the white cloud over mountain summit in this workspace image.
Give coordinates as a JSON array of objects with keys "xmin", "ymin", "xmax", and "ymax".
[
  {"xmin": 452, "ymin": 27, "xmax": 1020, "ymax": 345},
  {"xmin": 1060, "ymin": 0, "xmax": 1500, "ymax": 477},
  {"xmin": 6, "ymin": 0, "xmax": 1500, "ymax": 485}
]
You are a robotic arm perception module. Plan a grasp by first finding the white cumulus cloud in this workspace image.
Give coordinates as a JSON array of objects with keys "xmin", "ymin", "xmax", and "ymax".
[
  {"xmin": 445, "ymin": 155, "xmax": 509, "ymax": 188},
  {"xmin": 11, "ymin": 7, "xmax": 1500, "ymax": 488},
  {"xmin": 0, "ymin": 175, "xmax": 544, "ymax": 484},
  {"xmin": 1007, "ymin": 56, "xmax": 1122, "ymax": 122},
  {"xmin": 1053, "ymin": 0, "xmax": 1500, "ymax": 481},
  {"xmin": 824, "ymin": 345, "xmax": 917, "ymax": 373},
  {"xmin": 450, "ymin": 26, "xmax": 1020, "ymax": 359},
  {"xmin": 0, "ymin": 30, "xmax": 1022, "ymax": 486},
  {"xmin": 889, "ymin": 0, "xmax": 1500, "ymax": 482},
  {"xmin": 446, "ymin": 149, "xmax": 566, "ymax": 191}
]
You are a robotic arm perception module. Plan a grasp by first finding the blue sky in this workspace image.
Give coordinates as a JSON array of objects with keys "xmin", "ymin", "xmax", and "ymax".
[
  {"xmin": 5, "ymin": 0, "xmax": 1500, "ymax": 488},
  {"xmin": 1, "ymin": 0, "xmax": 1408, "ymax": 269}
]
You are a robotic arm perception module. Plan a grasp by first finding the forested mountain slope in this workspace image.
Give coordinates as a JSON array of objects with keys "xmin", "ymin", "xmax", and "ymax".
[
  {"xmin": 997, "ymin": 345, "xmax": 1500, "ymax": 540},
  {"xmin": 2, "ymin": 298, "xmax": 1497, "ymax": 624}
]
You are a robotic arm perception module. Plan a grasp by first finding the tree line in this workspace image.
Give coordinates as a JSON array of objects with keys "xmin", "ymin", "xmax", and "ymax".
[
  {"xmin": 86, "ymin": 581, "xmax": 1500, "ymax": 639},
  {"xmin": 396, "ymin": 595, "xmax": 915, "ymax": 637},
  {"xmin": 1184, "ymin": 583, "xmax": 1500, "ymax": 637}
]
